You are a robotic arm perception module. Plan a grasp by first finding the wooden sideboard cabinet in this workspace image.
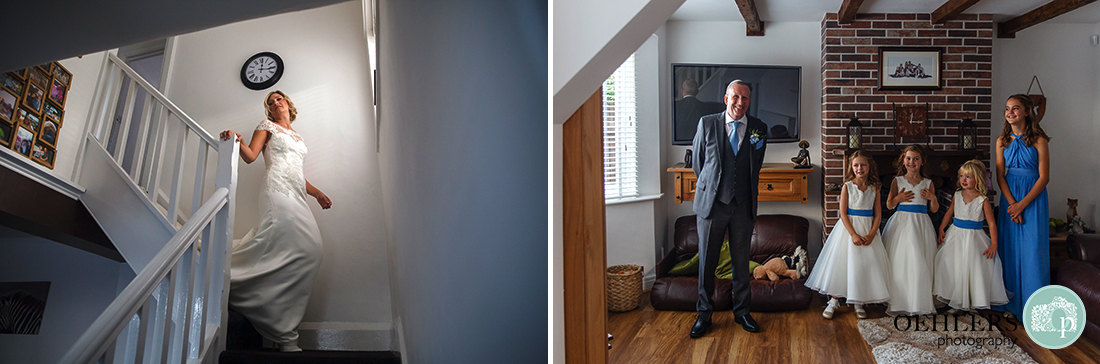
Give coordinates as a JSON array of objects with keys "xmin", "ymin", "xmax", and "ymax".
[{"xmin": 667, "ymin": 162, "xmax": 813, "ymax": 204}]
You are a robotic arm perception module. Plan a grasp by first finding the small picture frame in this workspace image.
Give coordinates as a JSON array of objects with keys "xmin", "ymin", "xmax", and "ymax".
[
  {"xmin": 878, "ymin": 47, "xmax": 943, "ymax": 91},
  {"xmin": 1, "ymin": 73, "xmax": 23, "ymax": 95},
  {"xmin": 43, "ymin": 101, "xmax": 62, "ymax": 121},
  {"xmin": 22, "ymin": 82, "xmax": 44, "ymax": 113},
  {"xmin": 50, "ymin": 62, "xmax": 71, "ymax": 87},
  {"xmin": 31, "ymin": 141, "xmax": 54, "ymax": 168},
  {"xmin": 26, "ymin": 67, "xmax": 49, "ymax": 89},
  {"xmin": 48, "ymin": 78, "xmax": 66, "ymax": 106},
  {"xmin": 0, "ymin": 88, "xmax": 18, "ymax": 123},
  {"xmin": 39, "ymin": 118, "xmax": 59, "ymax": 147},
  {"xmin": 13, "ymin": 124, "xmax": 34, "ymax": 156},
  {"xmin": 16, "ymin": 107, "xmax": 41, "ymax": 133},
  {"xmin": 12, "ymin": 68, "xmax": 26, "ymax": 79},
  {"xmin": 0, "ymin": 121, "xmax": 13, "ymax": 147}
]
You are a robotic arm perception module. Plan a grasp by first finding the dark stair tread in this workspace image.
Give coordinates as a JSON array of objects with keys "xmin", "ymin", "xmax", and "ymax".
[{"xmin": 219, "ymin": 350, "xmax": 400, "ymax": 364}]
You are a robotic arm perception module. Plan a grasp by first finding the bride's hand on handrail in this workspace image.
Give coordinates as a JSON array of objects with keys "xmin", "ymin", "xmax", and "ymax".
[{"xmin": 220, "ymin": 130, "xmax": 242, "ymax": 142}]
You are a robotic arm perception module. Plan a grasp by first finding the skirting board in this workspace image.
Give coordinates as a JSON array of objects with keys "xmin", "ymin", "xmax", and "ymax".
[{"xmin": 295, "ymin": 322, "xmax": 392, "ymax": 351}]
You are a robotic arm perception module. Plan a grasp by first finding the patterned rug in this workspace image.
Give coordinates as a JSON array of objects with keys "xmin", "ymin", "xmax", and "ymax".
[{"xmin": 857, "ymin": 313, "xmax": 1037, "ymax": 364}]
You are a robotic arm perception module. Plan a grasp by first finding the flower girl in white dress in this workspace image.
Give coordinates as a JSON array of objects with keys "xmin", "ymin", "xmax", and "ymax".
[
  {"xmin": 934, "ymin": 160, "xmax": 1010, "ymax": 312},
  {"xmin": 805, "ymin": 150, "xmax": 891, "ymax": 319},
  {"xmin": 882, "ymin": 145, "xmax": 940, "ymax": 316}
]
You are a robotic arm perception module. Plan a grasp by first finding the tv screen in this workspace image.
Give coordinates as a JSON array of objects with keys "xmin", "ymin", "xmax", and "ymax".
[{"xmin": 672, "ymin": 64, "xmax": 801, "ymax": 145}]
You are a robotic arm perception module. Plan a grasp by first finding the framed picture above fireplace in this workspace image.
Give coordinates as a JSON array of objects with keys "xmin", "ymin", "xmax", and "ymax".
[{"xmin": 878, "ymin": 47, "xmax": 943, "ymax": 91}]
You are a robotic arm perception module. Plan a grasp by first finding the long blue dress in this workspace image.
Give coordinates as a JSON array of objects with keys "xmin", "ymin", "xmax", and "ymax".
[{"xmin": 996, "ymin": 133, "xmax": 1048, "ymax": 316}]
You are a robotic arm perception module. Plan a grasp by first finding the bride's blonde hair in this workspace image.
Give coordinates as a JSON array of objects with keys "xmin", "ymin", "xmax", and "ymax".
[{"xmin": 264, "ymin": 90, "xmax": 298, "ymax": 122}]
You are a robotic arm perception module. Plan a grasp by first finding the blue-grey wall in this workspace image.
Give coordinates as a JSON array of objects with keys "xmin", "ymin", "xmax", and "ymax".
[
  {"xmin": 0, "ymin": 227, "xmax": 132, "ymax": 363},
  {"xmin": 377, "ymin": 0, "xmax": 547, "ymax": 362}
]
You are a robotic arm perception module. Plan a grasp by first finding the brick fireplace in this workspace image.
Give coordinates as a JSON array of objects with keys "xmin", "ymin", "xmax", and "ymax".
[{"xmin": 820, "ymin": 13, "xmax": 995, "ymax": 235}]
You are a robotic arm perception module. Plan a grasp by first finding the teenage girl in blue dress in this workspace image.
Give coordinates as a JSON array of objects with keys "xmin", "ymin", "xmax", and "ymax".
[{"xmin": 995, "ymin": 94, "xmax": 1050, "ymax": 318}]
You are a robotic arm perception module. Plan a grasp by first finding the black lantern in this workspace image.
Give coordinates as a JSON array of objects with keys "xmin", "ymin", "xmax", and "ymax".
[
  {"xmin": 846, "ymin": 117, "xmax": 863, "ymax": 150},
  {"xmin": 958, "ymin": 118, "xmax": 977, "ymax": 150}
]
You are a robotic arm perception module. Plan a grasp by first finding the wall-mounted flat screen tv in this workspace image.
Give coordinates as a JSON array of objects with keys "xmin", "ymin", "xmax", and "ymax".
[{"xmin": 672, "ymin": 64, "xmax": 801, "ymax": 145}]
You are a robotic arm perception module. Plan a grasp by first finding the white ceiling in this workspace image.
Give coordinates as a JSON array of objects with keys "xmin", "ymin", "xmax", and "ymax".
[{"xmin": 670, "ymin": 0, "xmax": 1100, "ymax": 23}]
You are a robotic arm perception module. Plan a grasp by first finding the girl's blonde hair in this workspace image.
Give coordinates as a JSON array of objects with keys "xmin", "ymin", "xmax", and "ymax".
[
  {"xmin": 844, "ymin": 150, "xmax": 881, "ymax": 188},
  {"xmin": 264, "ymin": 90, "xmax": 298, "ymax": 122},
  {"xmin": 894, "ymin": 144, "xmax": 929, "ymax": 178},
  {"xmin": 957, "ymin": 159, "xmax": 988, "ymax": 196},
  {"xmin": 999, "ymin": 94, "xmax": 1049, "ymax": 147}
]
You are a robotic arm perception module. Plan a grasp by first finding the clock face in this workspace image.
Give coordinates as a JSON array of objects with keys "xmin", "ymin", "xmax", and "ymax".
[
  {"xmin": 245, "ymin": 56, "xmax": 277, "ymax": 83},
  {"xmin": 240, "ymin": 52, "xmax": 283, "ymax": 90}
]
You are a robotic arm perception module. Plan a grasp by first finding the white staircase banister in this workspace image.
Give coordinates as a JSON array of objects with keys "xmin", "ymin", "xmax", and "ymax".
[
  {"xmin": 58, "ymin": 187, "xmax": 229, "ymax": 364},
  {"xmin": 103, "ymin": 53, "xmax": 218, "ymax": 146}
]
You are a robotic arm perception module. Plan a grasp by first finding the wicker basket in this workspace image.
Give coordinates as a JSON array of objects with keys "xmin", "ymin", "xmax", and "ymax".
[{"xmin": 606, "ymin": 264, "xmax": 643, "ymax": 312}]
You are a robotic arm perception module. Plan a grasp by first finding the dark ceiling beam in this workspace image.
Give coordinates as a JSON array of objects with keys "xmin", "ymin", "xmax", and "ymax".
[
  {"xmin": 999, "ymin": 0, "xmax": 1098, "ymax": 38},
  {"xmin": 734, "ymin": 0, "xmax": 765, "ymax": 36},
  {"xmin": 931, "ymin": 0, "xmax": 982, "ymax": 24},
  {"xmin": 838, "ymin": 0, "xmax": 865, "ymax": 24}
]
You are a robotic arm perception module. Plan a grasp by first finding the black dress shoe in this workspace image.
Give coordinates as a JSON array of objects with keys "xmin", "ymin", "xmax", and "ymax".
[
  {"xmin": 689, "ymin": 316, "xmax": 711, "ymax": 338},
  {"xmin": 734, "ymin": 314, "xmax": 760, "ymax": 333}
]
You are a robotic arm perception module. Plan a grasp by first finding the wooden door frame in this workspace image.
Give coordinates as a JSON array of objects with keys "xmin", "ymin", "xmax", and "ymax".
[{"xmin": 563, "ymin": 89, "xmax": 608, "ymax": 364}]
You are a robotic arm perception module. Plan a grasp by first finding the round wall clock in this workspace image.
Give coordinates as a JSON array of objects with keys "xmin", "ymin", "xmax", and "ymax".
[{"xmin": 240, "ymin": 52, "xmax": 283, "ymax": 90}]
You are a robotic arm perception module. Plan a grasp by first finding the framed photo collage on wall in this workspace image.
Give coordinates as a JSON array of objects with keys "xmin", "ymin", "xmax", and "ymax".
[{"xmin": 0, "ymin": 61, "xmax": 69, "ymax": 169}]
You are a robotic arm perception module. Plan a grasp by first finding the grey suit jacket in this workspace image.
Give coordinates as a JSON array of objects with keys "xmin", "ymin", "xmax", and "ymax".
[{"xmin": 690, "ymin": 112, "xmax": 767, "ymax": 219}]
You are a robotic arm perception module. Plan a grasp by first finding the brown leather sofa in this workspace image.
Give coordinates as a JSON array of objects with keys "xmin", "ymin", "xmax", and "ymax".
[
  {"xmin": 1058, "ymin": 234, "xmax": 1100, "ymax": 344},
  {"xmin": 650, "ymin": 214, "xmax": 814, "ymax": 312}
]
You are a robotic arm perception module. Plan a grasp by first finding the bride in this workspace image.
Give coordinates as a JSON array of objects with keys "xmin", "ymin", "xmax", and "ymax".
[{"xmin": 220, "ymin": 90, "xmax": 332, "ymax": 352}]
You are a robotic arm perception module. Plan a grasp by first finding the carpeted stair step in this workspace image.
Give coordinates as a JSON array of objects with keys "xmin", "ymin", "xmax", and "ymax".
[
  {"xmin": 218, "ymin": 350, "xmax": 401, "ymax": 364},
  {"xmin": 223, "ymin": 309, "xmax": 400, "ymax": 364}
]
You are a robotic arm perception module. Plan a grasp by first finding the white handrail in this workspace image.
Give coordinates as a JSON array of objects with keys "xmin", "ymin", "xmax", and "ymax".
[{"xmin": 59, "ymin": 188, "xmax": 227, "ymax": 363}]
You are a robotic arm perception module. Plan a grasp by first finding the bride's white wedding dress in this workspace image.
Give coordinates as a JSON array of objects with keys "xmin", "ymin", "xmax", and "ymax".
[{"xmin": 229, "ymin": 119, "xmax": 322, "ymax": 346}]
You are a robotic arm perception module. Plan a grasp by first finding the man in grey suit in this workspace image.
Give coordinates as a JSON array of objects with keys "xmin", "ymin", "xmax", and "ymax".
[{"xmin": 689, "ymin": 80, "xmax": 767, "ymax": 338}]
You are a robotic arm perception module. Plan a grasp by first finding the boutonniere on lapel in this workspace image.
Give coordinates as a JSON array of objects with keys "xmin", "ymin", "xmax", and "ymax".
[{"xmin": 749, "ymin": 129, "xmax": 765, "ymax": 149}]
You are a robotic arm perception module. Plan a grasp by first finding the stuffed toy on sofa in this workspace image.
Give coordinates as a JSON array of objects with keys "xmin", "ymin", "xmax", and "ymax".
[{"xmin": 752, "ymin": 246, "xmax": 808, "ymax": 281}]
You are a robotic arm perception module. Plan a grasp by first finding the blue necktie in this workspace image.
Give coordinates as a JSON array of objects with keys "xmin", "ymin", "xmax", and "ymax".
[{"xmin": 729, "ymin": 121, "xmax": 739, "ymax": 156}]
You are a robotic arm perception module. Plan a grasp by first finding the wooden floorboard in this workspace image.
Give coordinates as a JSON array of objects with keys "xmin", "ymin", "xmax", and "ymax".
[{"xmin": 609, "ymin": 293, "xmax": 1100, "ymax": 364}]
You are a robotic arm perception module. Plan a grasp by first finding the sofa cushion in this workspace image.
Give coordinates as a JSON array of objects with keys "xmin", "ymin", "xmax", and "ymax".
[{"xmin": 650, "ymin": 277, "xmax": 732, "ymax": 311}]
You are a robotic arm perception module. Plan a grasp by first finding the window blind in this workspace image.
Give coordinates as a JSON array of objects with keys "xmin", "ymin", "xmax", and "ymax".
[{"xmin": 602, "ymin": 54, "xmax": 637, "ymax": 200}]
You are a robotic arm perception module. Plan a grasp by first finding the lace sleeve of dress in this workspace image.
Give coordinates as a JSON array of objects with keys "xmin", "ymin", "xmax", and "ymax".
[{"xmin": 256, "ymin": 120, "xmax": 280, "ymax": 134}]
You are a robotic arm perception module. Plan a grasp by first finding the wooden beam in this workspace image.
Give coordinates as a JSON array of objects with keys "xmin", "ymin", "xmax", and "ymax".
[
  {"xmin": 838, "ymin": 0, "xmax": 865, "ymax": 24},
  {"xmin": 931, "ymin": 0, "xmax": 981, "ymax": 24},
  {"xmin": 999, "ymin": 0, "xmax": 1098, "ymax": 38},
  {"xmin": 734, "ymin": 0, "xmax": 765, "ymax": 36},
  {"xmin": 563, "ymin": 89, "xmax": 608, "ymax": 364}
]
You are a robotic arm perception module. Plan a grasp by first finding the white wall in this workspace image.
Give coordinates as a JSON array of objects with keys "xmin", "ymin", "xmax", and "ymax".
[
  {"xmin": 53, "ymin": 53, "xmax": 108, "ymax": 182},
  {"xmin": 663, "ymin": 20, "xmax": 825, "ymax": 259},
  {"xmin": 0, "ymin": 227, "xmax": 129, "ymax": 364},
  {"xmin": 161, "ymin": 1, "xmax": 391, "ymax": 349},
  {"xmin": 992, "ymin": 22, "xmax": 1100, "ymax": 228},
  {"xmin": 378, "ymin": 0, "xmax": 546, "ymax": 362}
]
